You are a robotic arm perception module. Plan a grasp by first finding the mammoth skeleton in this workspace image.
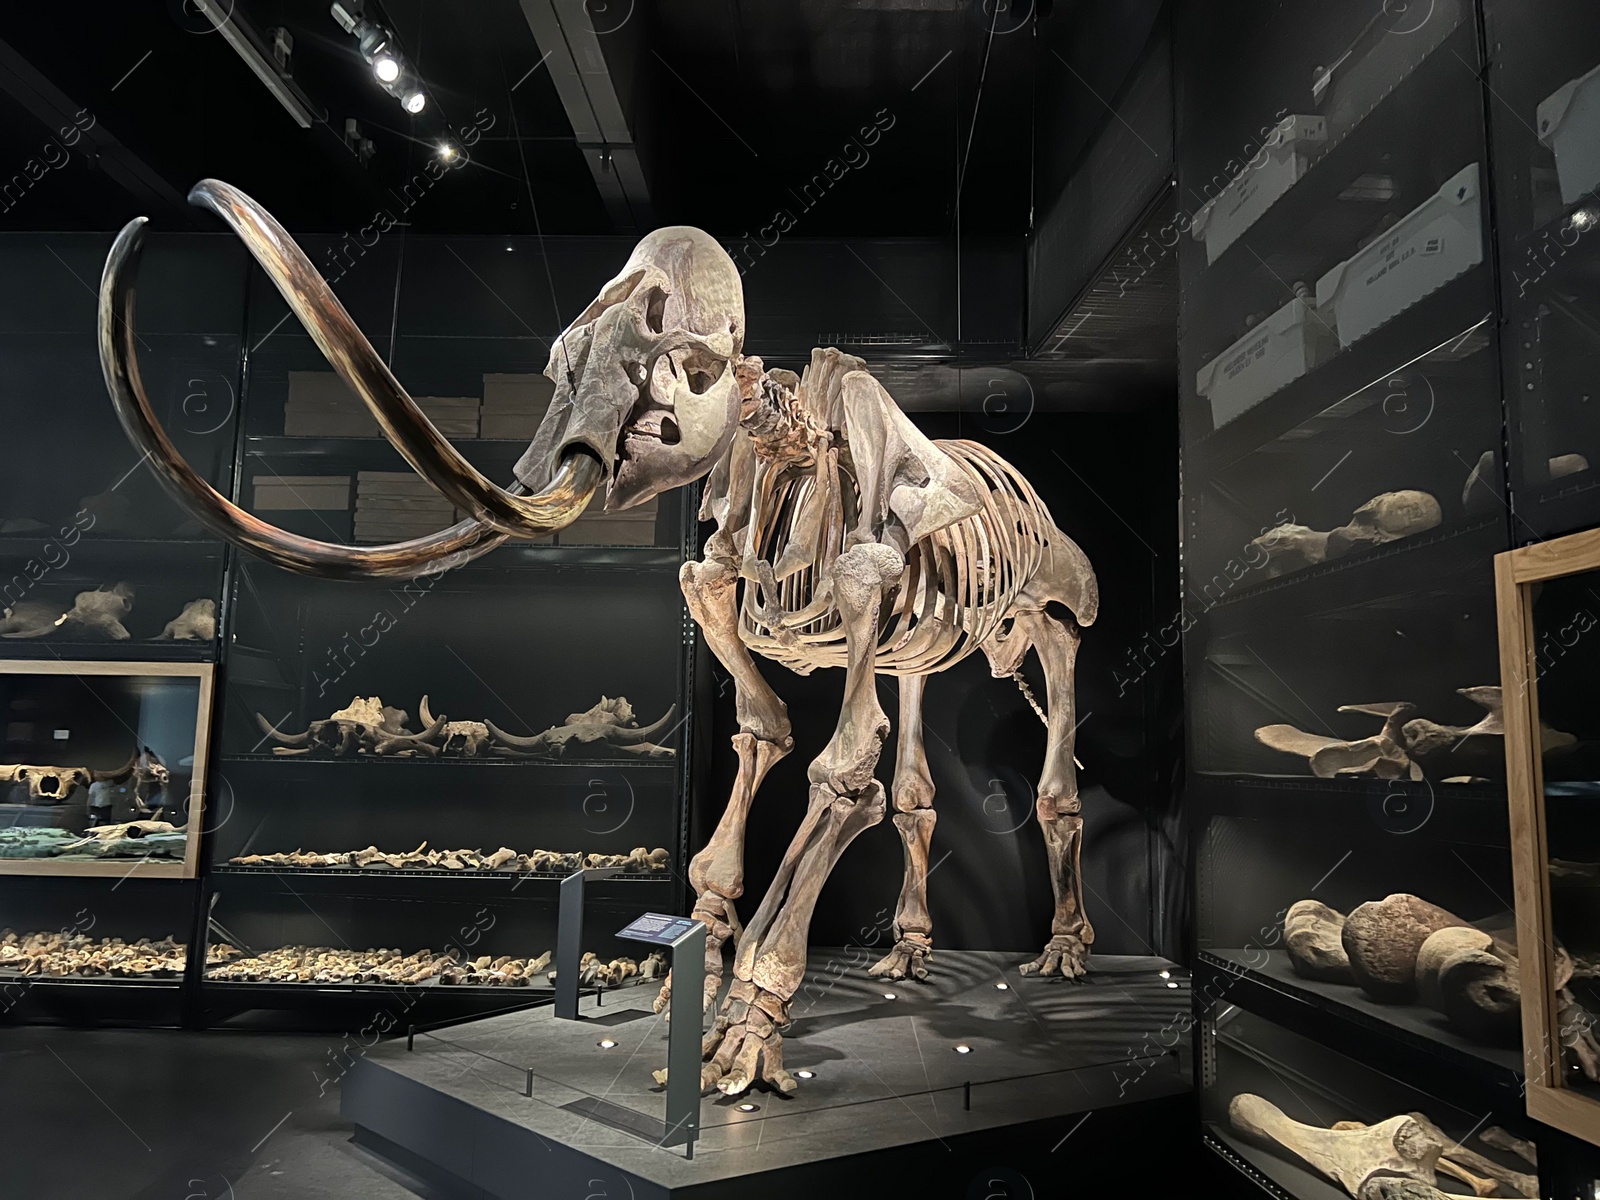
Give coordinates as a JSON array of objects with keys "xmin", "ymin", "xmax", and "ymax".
[{"xmin": 99, "ymin": 181, "xmax": 1098, "ymax": 1097}]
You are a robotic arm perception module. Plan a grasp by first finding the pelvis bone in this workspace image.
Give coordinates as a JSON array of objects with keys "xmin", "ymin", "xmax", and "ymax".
[
  {"xmin": 486, "ymin": 696, "xmax": 678, "ymax": 759},
  {"xmin": 254, "ymin": 697, "xmax": 445, "ymax": 757},
  {"xmin": 1256, "ymin": 702, "xmax": 1421, "ymax": 780},
  {"xmin": 1257, "ymin": 687, "xmax": 1575, "ymax": 781}
]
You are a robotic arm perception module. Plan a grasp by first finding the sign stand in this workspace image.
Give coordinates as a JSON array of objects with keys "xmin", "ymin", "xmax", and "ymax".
[
  {"xmin": 554, "ymin": 866, "xmax": 623, "ymax": 1020},
  {"xmin": 618, "ymin": 911, "xmax": 707, "ymax": 1155}
]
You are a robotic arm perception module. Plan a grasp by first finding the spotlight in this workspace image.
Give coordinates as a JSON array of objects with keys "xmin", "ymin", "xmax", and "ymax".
[
  {"xmin": 995, "ymin": 982, "xmax": 1009, "ymax": 990},
  {"xmin": 437, "ymin": 143, "xmax": 458, "ymax": 162},
  {"xmin": 1166, "ymin": 981, "xmax": 1180, "ymax": 989},
  {"xmin": 954, "ymin": 1044, "xmax": 972, "ymax": 1054},
  {"xmin": 882, "ymin": 992, "xmax": 897, "ymax": 1000},
  {"xmin": 1159, "ymin": 970, "xmax": 1171, "ymax": 980},
  {"xmin": 597, "ymin": 1039, "xmax": 617, "ymax": 1049},
  {"xmin": 331, "ymin": 3, "xmax": 428, "ymax": 114},
  {"xmin": 796, "ymin": 1069, "xmax": 815, "ymax": 1079},
  {"xmin": 1573, "ymin": 208, "xmax": 1598, "ymax": 232}
]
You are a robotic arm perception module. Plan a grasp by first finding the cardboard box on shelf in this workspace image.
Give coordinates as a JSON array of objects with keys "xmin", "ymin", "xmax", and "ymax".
[
  {"xmin": 1315, "ymin": 162, "xmax": 1484, "ymax": 349},
  {"xmin": 285, "ymin": 373, "xmax": 480, "ymax": 437},
  {"xmin": 480, "ymin": 372, "xmax": 554, "ymax": 439},
  {"xmin": 1190, "ymin": 115, "xmax": 1327, "ymax": 265},
  {"xmin": 1538, "ymin": 62, "xmax": 1600, "ymax": 206},
  {"xmin": 251, "ymin": 475, "xmax": 352, "ymax": 511},
  {"xmin": 1197, "ymin": 295, "xmax": 1340, "ymax": 429}
]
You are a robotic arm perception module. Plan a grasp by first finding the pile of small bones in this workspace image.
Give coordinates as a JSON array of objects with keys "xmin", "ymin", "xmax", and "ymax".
[
  {"xmin": 227, "ymin": 843, "xmax": 671, "ymax": 874},
  {"xmin": 206, "ymin": 944, "xmax": 662, "ymax": 987},
  {"xmin": 550, "ymin": 950, "xmax": 668, "ymax": 988},
  {"xmin": 0, "ymin": 930, "xmax": 240, "ymax": 977}
]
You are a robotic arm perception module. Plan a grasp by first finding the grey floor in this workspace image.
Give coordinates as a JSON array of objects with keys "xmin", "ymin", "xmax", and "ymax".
[{"xmin": 1, "ymin": 1027, "xmax": 434, "ymax": 1200}]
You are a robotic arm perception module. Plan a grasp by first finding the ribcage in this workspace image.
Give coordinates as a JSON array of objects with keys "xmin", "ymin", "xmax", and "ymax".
[{"xmin": 739, "ymin": 439, "xmax": 1054, "ymax": 676}]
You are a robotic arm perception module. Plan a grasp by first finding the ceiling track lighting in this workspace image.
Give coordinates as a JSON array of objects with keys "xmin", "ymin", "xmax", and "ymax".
[{"xmin": 330, "ymin": 2, "xmax": 427, "ymax": 114}]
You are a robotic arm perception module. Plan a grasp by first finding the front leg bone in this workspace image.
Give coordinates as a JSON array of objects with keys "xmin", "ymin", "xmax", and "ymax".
[
  {"xmin": 656, "ymin": 553, "xmax": 793, "ymax": 1016},
  {"xmin": 1229, "ymin": 1095, "xmax": 1443, "ymax": 1196}
]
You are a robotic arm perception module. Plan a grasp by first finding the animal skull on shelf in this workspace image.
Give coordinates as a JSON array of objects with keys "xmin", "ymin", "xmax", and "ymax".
[
  {"xmin": 100, "ymin": 182, "xmax": 1099, "ymax": 1099},
  {"xmin": 418, "ymin": 696, "xmax": 490, "ymax": 757},
  {"xmin": 87, "ymin": 746, "xmax": 171, "ymax": 817},
  {"xmin": 153, "ymin": 597, "xmax": 216, "ymax": 641},
  {"xmin": 254, "ymin": 697, "xmax": 445, "ymax": 756},
  {"xmin": 486, "ymin": 696, "xmax": 678, "ymax": 759},
  {"xmin": 1, "ymin": 752, "xmax": 140, "ymax": 805}
]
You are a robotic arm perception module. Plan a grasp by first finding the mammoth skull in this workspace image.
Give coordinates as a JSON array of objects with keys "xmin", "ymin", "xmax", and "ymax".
[{"xmin": 514, "ymin": 226, "xmax": 745, "ymax": 513}]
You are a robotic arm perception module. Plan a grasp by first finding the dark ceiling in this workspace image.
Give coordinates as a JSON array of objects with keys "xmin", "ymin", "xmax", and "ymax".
[{"xmin": 0, "ymin": 0, "xmax": 1073, "ymax": 238}]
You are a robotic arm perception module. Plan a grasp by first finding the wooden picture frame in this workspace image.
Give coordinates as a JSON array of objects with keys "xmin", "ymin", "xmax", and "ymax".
[
  {"xmin": 0, "ymin": 659, "xmax": 215, "ymax": 880},
  {"xmin": 1497, "ymin": 528, "xmax": 1600, "ymax": 1145}
]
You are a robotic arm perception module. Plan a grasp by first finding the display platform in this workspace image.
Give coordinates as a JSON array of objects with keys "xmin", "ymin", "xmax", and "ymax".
[{"xmin": 344, "ymin": 950, "xmax": 1192, "ymax": 1199}]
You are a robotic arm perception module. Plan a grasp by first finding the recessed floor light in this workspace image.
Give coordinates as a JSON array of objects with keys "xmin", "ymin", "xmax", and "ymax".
[
  {"xmin": 882, "ymin": 992, "xmax": 897, "ymax": 1000},
  {"xmin": 1166, "ymin": 981, "xmax": 1180, "ymax": 989},
  {"xmin": 796, "ymin": 1069, "xmax": 815, "ymax": 1079},
  {"xmin": 597, "ymin": 1039, "xmax": 617, "ymax": 1048},
  {"xmin": 1159, "ymin": 970, "xmax": 1171, "ymax": 980},
  {"xmin": 737, "ymin": 1102, "xmax": 759, "ymax": 1112},
  {"xmin": 995, "ymin": 982, "xmax": 1009, "ymax": 990},
  {"xmin": 954, "ymin": 1044, "xmax": 972, "ymax": 1054}
]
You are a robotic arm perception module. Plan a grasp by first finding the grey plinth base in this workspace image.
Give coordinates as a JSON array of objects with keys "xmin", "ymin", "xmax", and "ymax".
[{"xmin": 343, "ymin": 951, "xmax": 1192, "ymax": 1199}]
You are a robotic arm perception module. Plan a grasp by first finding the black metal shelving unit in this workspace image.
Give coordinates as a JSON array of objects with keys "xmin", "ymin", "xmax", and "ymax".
[
  {"xmin": 1175, "ymin": 0, "xmax": 1564, "ymax": 1192},
  {"xmin": 0, "ymin": 232, "xmax": 247, "ymax": 1028}
]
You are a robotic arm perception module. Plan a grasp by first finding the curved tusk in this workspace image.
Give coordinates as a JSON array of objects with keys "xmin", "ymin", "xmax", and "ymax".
[
  {"xmin": 100, "ymin": 217, "xmax": 535, "ymax": 579},
  {"xmin": 610, "ymin": 704, "xmax": 679, "ymax": 744},
  {"xmin": 89, "ymin": 752, "xmax": 139, "ymax": 783},
  {"xmin": 254, "ymin": 712, "xmax": 311, "ymax": 746},
  {"xmin": 185, "ymin": 179, "xmax": 598, "ymax": 537},
  {"xmin": 419, "ymin": 695, "xmax": 440, "ymax": 728}
]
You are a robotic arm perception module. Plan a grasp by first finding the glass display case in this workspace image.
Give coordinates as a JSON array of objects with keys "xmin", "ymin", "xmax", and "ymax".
[
  {"xmin": 0, "ymin": 661, "xmax": 214, "ymax": 878},
  {"xmin": 1497, "ymin": 529, "xmax": 1600, "ymax": 1147},
  {"xmin": 1482, "ymin": 0, "xmax": 1600, "ymax": 540},
  {"xmin": 1202, "ymin": 988, "xmax": 1541, "ymax": 1199},
  {"xmin": 1175, "ymin": 1, "xmax": 1526, "ymax": 1186}
]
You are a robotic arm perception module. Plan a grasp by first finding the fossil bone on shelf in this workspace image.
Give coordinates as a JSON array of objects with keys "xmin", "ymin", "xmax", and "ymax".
[
  {"xmin": 154, "ymin": 597, "xmax": 216, "ymax": 641},
  {"xmin": 0, "ymin": 582, "xmax": 135, "ymax": 640},
  {"xmin": 254, "ymin": 697, "xmax": 446, "ymax": 756},
  {"xmin": 1252, "ymin": 490, "xmax": 1441, "ymax": 576},
  {"xmin": 1229, "ymin": 1094, "xmax": 1443, "ymax": 1196},
  {"xmin": 226, "ymin": 842, "xmax": 670, "ymax": 874},
  {"xmin": 1285, "ymin": 899, "xmax": 1354, "ymax": 983},
  {"xmin": 485, "ymin": 696, "xmax": 678, "ymax": 759},
  {"xmin": 1255, "ymin": 702, "xmax": 1421, "ymax": 779},
  {"xmin": 1343, "ymin": 894, "xmax": 1472, "ymax": 1003},
  {"xmin": 1332, "ymin": 1115, "xmax": 1537, "ymax": 1199}
]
